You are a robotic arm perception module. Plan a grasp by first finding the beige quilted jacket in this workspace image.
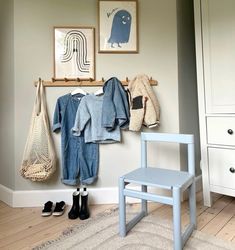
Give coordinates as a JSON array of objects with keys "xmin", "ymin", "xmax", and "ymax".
[{"xmin": 128, "ymin": 74, "xmax": 160, "ymax": 131}]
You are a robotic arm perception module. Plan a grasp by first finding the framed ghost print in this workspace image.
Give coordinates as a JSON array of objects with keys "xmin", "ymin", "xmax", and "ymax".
[
  {"xmin": 54, "ymin": 27, "xmax": 95, "ymax": 79},
  {"xmin": 98, "ymin": 0, "xmax": 138, "ymax": 53}
]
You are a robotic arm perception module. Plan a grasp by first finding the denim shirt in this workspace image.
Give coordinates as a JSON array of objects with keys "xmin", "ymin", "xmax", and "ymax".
[
  {"xmin": 101, "ymin": 77, "xmax": 130, "ymax": 131},
  {"xmin": 72, "ymin": 94, "xmax": 121, "ymax": 143}
]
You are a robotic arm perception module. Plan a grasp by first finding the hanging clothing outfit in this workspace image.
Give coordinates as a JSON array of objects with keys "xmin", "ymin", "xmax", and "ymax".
[
  {"xmin": 128, "ymin": 74, "xmax": 160, "ymax": 131},
  {"xmin": 72, "ymin": 94, "xmax": 121, "ymax": 143},
  {"xmin": 101, "ymin": 77, "xmax": 130, "ymax": 131},
  {"xmin": 53, "ymin": 93, "xmax": 99, "ymax": 186}
]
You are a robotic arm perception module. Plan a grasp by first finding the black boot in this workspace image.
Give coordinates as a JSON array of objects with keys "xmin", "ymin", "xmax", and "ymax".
[
  {"xmin": 79, "ymin": 187, "xmax": 90, "ymax": 220},
  {"xmin": 68, "ymin": 188, "xmax": 80, "ymax": 220}
]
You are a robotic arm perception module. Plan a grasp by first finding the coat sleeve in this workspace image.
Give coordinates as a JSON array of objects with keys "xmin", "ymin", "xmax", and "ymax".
[
  {"xmin": 52, "ymin": 98, "xmax": 62, "ymax": 132},
  {"xmin": 112, "ymin": 81, "xmax": 130, "ymax": 129},
  {"xmin": 101, "ymin": 81, "xmax": 116, "ymax": 131},
  {"xmin": 142, "ymin": 83, "xmax": 160, "ymax": 128}
]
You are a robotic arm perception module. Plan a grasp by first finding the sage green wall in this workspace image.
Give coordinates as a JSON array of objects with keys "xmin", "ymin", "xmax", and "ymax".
[
  {"xmin": 0, "ymin": 0, "xmax": 15, "ymax": 189},
  {"xmin": 13, "ymin": 0, "xmax": 198, "ymax": 191}
]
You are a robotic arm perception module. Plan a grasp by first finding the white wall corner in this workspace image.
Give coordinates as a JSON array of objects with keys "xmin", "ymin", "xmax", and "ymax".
[
  {"xmin": 195, "ymin": 174, "xmax": 202, "ymax": 192},
  {"xmin": 0, "ymin": 184, "xmax": 13, "ymax": 206}
]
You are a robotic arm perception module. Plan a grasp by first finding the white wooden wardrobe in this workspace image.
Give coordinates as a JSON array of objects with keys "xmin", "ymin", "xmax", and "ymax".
[{"xmin": 194, "ymin": 0, "xmax": 235, "ymax": 206}]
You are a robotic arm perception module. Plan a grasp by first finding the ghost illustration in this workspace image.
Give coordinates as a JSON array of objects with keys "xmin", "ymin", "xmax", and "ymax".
[{"xmin": 108, "ymin": 10, "xmax": 132, "ymax": 48}]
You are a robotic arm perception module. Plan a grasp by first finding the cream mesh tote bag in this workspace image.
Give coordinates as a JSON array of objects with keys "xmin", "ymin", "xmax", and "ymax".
[{"xmin": 20, "ymin": 80, "xmax": 57, "ymax": 181}]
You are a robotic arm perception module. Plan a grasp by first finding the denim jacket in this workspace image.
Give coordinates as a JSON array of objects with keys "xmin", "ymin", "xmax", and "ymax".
[{"xmin": 102, "ymin": 77, "xmax": 130, "ymax": 131}]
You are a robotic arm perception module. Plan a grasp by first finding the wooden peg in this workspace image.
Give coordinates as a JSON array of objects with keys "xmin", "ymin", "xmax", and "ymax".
[
  {"xmin": 126, "ymin": 77, "xmax": 129, "ymax": 82},
  {"xmin": 89, "ymin": 78, "xmax": 93, "ymax": 82},
  {"xmin": 51, "ymin": 77, "xmax": 55, "ymax": 82},
  {"xmin": 102, "ymin": 77, "xmax": 105, "ymax": 82},
  {"xmin": 76, "ymin": 78, "xmax": 81, "ymax": 82},
  {"xmin": 150, "ymin": 76, "xmax": 153, "ymax": 81},
  {"xmin": 64, "ymin": 77, "xmax": 68, "ymax": 82}
]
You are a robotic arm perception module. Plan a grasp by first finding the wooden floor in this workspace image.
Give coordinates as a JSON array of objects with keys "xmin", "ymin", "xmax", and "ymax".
[{"xmin": 0, "ymin": 192, "xmax": 235, "ymax": 249}]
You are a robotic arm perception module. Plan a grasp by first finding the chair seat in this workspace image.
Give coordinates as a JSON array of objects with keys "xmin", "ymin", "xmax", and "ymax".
[{"xmin": 123, "ymin": 167, "xmax": 194, "ymax": 190}]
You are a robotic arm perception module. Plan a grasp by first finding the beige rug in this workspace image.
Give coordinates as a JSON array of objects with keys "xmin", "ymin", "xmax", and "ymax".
[{"xmin": 34, "ymin": 207, "xmax": 235, "ymax": 250}]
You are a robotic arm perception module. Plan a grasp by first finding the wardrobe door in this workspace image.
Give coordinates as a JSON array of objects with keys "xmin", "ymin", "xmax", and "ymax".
[{"xmin": 201, "ymin": 0, "xmax": 235, "ymax": 113}]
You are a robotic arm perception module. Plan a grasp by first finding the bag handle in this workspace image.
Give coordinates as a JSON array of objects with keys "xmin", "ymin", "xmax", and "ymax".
[
  {"xmin": 39, "ymin": 79, "xmax": 47, "ymax": 113},
  {"xmin": 39, "ymin": 79, "xmax": 51, "ymax": 129},
  {"xmin": 35, "ymin": 79, "xmax": 47, "ymax": 116},
  {"xmin": 35, "ymin": 79, "xmax": 42, "ymax": 115}
]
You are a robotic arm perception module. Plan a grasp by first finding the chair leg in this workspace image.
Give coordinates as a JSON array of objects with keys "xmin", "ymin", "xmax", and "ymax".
[
  {"xmin": 141, "ymin": 185, "xmax": 148, "ymax": 215},
  {"xmin": 189, "ymin": 181, "xmax": 196, "ymax": 228},
  {"xmin": 173, "ymin": 187, "xmax": 182, "ymax": 250},
  {"xmin": 119, "ymin": 177, "xmax": 126, "ymax": 237}
]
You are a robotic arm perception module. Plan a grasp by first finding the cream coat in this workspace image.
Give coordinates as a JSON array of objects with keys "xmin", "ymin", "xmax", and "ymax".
[{"xmin": 128, "ymin": 75, "xmax": 160, "ymax": 131}]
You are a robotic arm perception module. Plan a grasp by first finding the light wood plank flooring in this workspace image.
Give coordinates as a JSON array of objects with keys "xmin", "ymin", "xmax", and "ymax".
[{"xmin": 0, "ymin": 192, "xmax": 235, "ymax": 249}]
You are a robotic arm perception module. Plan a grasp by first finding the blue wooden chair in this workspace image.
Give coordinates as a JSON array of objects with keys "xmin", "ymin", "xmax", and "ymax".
[{"xmin": 119, "ymin": 132, "xmax": 196, "ymax": 250}]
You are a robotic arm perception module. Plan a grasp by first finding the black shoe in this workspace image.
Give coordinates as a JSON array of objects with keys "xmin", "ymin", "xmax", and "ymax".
[
  {"xmin": 79, "ymin": 187, "xmax": 90, "ymax": 220},
  {"xmin": 41, "ymin": 201, "xmax": 53, "ymax": 217},
  {"xmin": 68, "ymin": 188, "xmax": 80, "ymax": 220},
  {"xmin": 52, "ymin": 201, "xmax": 66, "ymax": 216}
]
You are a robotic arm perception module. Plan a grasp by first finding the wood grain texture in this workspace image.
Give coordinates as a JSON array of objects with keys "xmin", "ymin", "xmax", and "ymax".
[{"xmin": 0, "ymin": 193, "xmax": 235, "ymax": 249}]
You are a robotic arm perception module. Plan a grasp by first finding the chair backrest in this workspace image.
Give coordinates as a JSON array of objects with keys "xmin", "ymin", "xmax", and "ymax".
[{"xmin": 141, "ymin": 132, "xmax": 195, "ymax": 175}]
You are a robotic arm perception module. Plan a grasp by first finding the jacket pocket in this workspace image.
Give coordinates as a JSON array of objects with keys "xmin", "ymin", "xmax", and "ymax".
[{"xmin": 132, "ymin": 95, "xmax": 143, "ymax": 109}]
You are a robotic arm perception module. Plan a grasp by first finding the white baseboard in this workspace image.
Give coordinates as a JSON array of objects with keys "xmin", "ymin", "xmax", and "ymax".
[
  {"xmin": 0, "ymin": 185, "xmax": 121, "ymax": 207},
  {"xmin": 0, "ymin": 175, "xmax": 202, "ymax": 208},
  {"xmin": 0, "ymin": 184, "xmax": 13, "ymax": 206}
]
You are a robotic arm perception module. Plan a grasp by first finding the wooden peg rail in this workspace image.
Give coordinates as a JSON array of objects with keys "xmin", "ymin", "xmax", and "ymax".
[{"xmin": 34, "ymin": 78, "xmax": 158, "ymax": 87}]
